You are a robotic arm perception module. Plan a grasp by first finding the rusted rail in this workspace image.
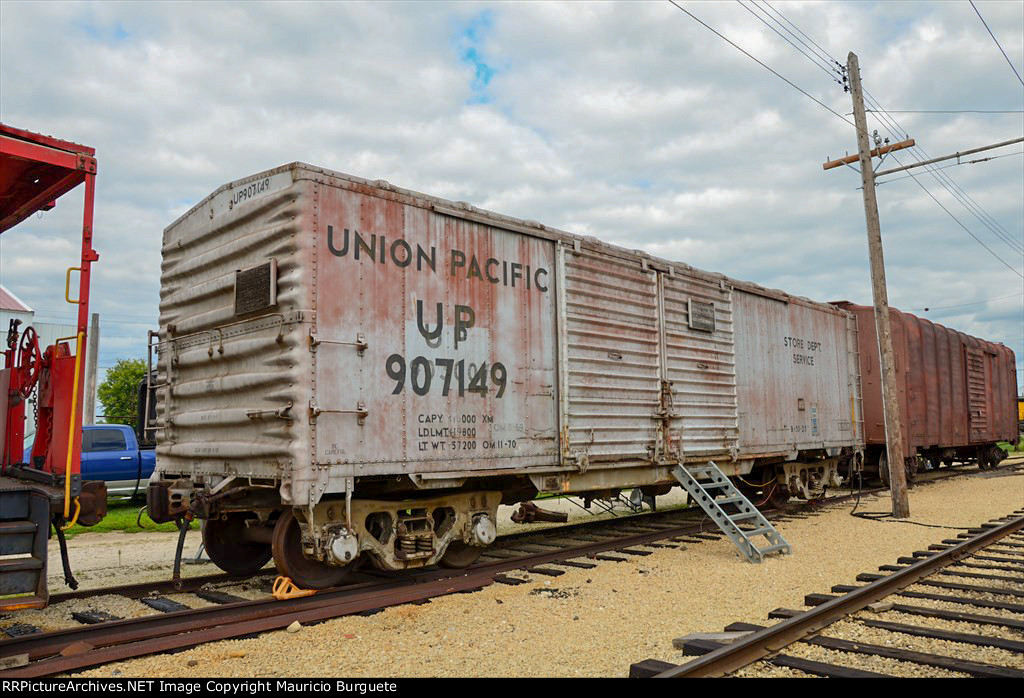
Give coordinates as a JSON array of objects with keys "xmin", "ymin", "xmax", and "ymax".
[
  {"xmin": 0, "ymin": 506, "xmax": 743, "ymax": 676},
  {"xmin": 651, "ymin": 510, "xmax": 1024, "ymax": 678},
  {"xmin": 44, "ymin": 457, "xmax": 1019, "ymax": 606}
]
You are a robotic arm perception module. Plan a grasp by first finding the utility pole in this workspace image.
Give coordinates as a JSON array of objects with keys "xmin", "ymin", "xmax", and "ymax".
[
  {"xmin": 84, "ymin": 312, "xmax": 99, "ymax": 424},
  {"xmin": 844, "ymin": 52, "xmax": 910, "ymax": 518}
]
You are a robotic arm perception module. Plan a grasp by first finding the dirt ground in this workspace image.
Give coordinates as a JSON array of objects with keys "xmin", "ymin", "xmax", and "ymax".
[{"xmin": 63, "ymin": 459, "xmax": 1022, "ymax": 678}]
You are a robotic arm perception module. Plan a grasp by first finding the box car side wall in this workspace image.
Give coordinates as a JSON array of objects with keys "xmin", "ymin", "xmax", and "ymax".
[
  {"xmin": 732, "ymin": 289, "xmax": 861, "ymax": 457},
  {"xmin": 841, "ymin": 303, "xmax": 1018, "ymax": 460},
  {"xmin": 157, "ymin": 164, "xmax": 865, "ymax": 510}
]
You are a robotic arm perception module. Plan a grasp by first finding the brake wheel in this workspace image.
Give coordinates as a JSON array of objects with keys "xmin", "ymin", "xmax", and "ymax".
[{"xmin": 16, "ymin": 326, "xmax": 42, "ymax": 397}]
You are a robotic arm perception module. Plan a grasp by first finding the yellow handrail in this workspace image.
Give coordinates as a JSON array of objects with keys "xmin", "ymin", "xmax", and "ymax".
[
  {"xmin": 65, "ymin": 267, "xmax": 82, "ymax": 304},
  {"xmin": 63, "ymin": 331, "xmax": 85, "ymax": 520},
  {"xmin": 61, "ymin": 497, "xmax": 81, "ymax": 530}
]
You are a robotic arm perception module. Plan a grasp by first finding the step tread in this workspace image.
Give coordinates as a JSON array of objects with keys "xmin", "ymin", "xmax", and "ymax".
[
  {"xmin": 0, "ymin": 521, "xmax": 38, "ymax": 535},
  {"xmin": 0, "ymin": 556, "xmax": 44, "ymax": 572}
]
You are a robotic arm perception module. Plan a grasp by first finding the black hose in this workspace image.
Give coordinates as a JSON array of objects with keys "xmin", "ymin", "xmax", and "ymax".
[
  {"xmin": 171, "ymin": 514, "xmax": 192, "ymax": 590},
  {"xmin": 52, "ymin": 521, "xmax": 79, "ymax": 590}
]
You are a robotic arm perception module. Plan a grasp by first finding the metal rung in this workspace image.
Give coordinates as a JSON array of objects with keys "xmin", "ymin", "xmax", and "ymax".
[
  {"xmin": 672, "ymin": 462, "xmax": 791, "ymax": 564},
  {"xmin": 730, "ymin": 512, "xmax": 759, "ymax": 521}
]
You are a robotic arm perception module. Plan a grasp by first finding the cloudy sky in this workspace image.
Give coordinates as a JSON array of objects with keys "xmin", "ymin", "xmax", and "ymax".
[{"xmin": 2, "ymin": 0, "xmax": 1022, "ymax": 392}]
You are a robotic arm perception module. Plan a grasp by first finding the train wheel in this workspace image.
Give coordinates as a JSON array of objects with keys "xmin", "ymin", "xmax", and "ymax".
[
  {"xmin": 906, "ymin": 457, "xmax": 918, "ymax": 485},
  {"xmin": 203, "ymin": 513, "xmax": 273, "ymax": 577},
  {"xmin": 878, "ymin": 452, "xmax": 916, "ymax": 485},
  {"xmin": 272, "ymin": 509, "xmax": 355, "ymax": 589},
  {"xmin": 977, "ymin": 447, "xmax": 991, "ymax": 470},
  {"xmin": 438, "ymin": 541, "xmax": 483, "ymax": 568},
  {"xmin": 767, "ymin": 485, "xmax": 790, "ymax": 509}
]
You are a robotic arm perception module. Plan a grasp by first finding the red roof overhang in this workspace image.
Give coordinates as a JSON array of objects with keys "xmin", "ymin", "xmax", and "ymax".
[{"xmin": 0, "ymin": 123, "xmax": 97, "ymax": 234}]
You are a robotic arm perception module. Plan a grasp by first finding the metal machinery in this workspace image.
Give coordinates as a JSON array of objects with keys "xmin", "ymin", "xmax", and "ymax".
[{"xmin": 0, "ymin": 123, "xmax": 107, "ymax": 610}]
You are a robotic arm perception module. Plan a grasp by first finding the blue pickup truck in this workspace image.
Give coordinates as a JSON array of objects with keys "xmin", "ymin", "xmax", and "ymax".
[
  {"xmin": 28, "ymin": 424, "xmax": 156, "ymax": 498},
  {"xmin": 81, "ymin": 424, "xmax": 156, "ymax": 498}
]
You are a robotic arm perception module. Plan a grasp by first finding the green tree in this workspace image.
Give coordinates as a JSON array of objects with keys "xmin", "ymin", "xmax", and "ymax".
[{"xmin": 97, "ymin": 358, "xmax": 146, "ymax": 429}]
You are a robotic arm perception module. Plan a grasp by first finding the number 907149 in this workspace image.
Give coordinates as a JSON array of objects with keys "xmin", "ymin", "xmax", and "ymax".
[{"xmin": 385, "ymin": 354, "xmax": 507, "ymax": 398}]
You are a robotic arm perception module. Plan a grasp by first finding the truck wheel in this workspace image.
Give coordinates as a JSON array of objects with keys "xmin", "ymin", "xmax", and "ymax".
[
  {"xmin": 438, "ymin": 541, "xmax": 483, "ymax": 568},
  {"xmin": 272, "ymin": 509, "xmax": 355, "ymax": 589},
  {"xmin": 203, "ymin": 513, "xmax": 273, "ymax": 577}
]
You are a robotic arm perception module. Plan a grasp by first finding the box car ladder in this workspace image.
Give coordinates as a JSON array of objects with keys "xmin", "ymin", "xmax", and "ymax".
[{"xmin": 672, "ymin": 463, "xmax": 791, "ymax": 563}]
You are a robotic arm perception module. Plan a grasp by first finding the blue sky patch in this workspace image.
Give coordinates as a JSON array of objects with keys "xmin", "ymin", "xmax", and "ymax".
[
  {"xmin": 74, "ymin": 17, "xmax": 130, "ymax": 43},
  {"xmin": 455, "ymin": 10, "xmax": 496, "ymax": 104}
]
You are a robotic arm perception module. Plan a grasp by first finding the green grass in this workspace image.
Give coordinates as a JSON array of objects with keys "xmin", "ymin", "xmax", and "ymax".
[
  {"xmin": 63, "ymin": 500, "xmax": 198, "ymax": 539},
  {"xmin": 998, "ymin": 440, "xmax": 1023, "ymax": 453}
]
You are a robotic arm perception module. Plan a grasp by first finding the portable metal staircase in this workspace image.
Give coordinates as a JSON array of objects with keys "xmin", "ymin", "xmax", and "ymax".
[
  {"xmin": 672, "ymin": 462, "xmax": 791, "ymax": 563},
  {"xmin": 0, "ymin": 479, "xmax": 50, "ymax": 609}
]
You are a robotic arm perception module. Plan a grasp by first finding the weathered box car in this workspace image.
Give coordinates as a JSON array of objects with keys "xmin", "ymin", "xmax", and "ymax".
[
  {"xmin": 149, "ymin": 163, "xmax": 861, "ymax": 585},
  {"xmin": 834, "ymin": 303, "xmax": 1018, "ymax": 477}
]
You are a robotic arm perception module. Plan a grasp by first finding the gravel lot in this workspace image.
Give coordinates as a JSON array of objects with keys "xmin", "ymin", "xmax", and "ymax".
[{"xmin": 60, "ymin": 462, "xmax": 1022, "ymax": 678}]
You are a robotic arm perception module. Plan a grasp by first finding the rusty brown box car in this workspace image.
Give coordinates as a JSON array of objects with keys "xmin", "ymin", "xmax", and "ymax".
[
  {"xmin": 835, "ymin": 302, "xmax": 1018, "ymax": 481},
  {"xmin": 149, "ymin": 164, "xmax": 863, "ymax": 586}
]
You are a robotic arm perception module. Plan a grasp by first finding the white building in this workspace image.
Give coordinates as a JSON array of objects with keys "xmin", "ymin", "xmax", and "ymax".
[{"xmin": 1, "ymin": 283, "xmax": 80, "ymax": 449}]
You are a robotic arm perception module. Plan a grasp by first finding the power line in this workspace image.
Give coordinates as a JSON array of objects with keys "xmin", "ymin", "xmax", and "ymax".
[
  {"xmin": 876, "ymin": 151, "xmax": 1024, "ymax": 186},
  {"xmin": 969, "ymin": 0, "xmax": 1024, "ymax": 88},
  {"xmin": 736, "ymin": 1, "xmax": 844, "ymax": 87},
  {"xmin": 755, "ymin": 2, "xmax": 1024, "ymax": 262},
  {"xmin": 760, "ymin": 0, "xmax": 839, "ymax": 70},
  {"xmin": 866, "ymin": 110, "xmax": 1024, "ymax": 114},
  {"xmin": 905, "ymin": 292, "xmax": 1023, "ymax": 312},
  {"xmin": 886, "ymin": 149, "xmax": 1023, "ymax": 278},
  {"xmin": 863, "ymin": 92, "xmax": 1024, "ymax": 257},
  {"xmin": 671, "ymin": 0, "xmax": 1024, "ymax": 272},
  {"xmin": 666, "ymin": 1, "xmax": 856, "ymax": 130}
]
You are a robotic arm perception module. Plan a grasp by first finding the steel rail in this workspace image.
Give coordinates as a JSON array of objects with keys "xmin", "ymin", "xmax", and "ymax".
[
  {"xmin": 14, "ymin": 460, "xmax": 1008, "ymax": 616},
  {"xmin": 42, "ymin": 459, "xmax": 999, "ymax": 603},
  {"xmin": 653, "ymin": 511, "xmax": 1024, "ymax": 678},
  {"xmin": 0, "ymin": 512, "xmax": 743, "ymax": 675},
  {"xmin": 45, "ymin": 456, "xmax": 1018, "ymax": 604}
]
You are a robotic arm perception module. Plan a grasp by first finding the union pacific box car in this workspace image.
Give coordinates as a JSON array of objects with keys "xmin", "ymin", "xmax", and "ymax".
[{"xmin": 148, "ymin": 164, "xmax": 862, "ymax": 585}]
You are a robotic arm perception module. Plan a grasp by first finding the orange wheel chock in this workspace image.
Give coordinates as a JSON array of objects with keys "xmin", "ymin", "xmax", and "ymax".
[{"xmin": 272, "ymin": 576, "xmax": 317, "ymax": 600}]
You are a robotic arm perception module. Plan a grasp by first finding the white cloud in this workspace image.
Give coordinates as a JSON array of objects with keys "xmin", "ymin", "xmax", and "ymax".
[{"xmin": 1, "ymin": 0, "xmax": 1021, "ymax": 377}]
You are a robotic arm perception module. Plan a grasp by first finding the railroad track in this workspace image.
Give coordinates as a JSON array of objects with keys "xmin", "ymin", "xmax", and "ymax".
[
  {"xmin": 632, "ymin": 508, "xmax": 1024, "ymax": 678},
  {"xmin": 0, "ymin": 498, "xmax": 829, "ymax": 677},
  {"xmin": 40, "ymin": 455, "xmax": 1020, "ymax": 605},
  {"xmin": 1, "ymin": 458, "xmax": 1017, "ymax": 677}
]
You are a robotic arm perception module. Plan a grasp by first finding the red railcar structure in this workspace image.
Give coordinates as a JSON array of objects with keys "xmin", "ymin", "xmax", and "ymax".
[
  {"xmin": 836, "ymin": 302, "xmax": 1018, "ymax": 480},
  {"xmin": 0, "ymin": 123, "xmax": 106, "ymax": 610}
]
